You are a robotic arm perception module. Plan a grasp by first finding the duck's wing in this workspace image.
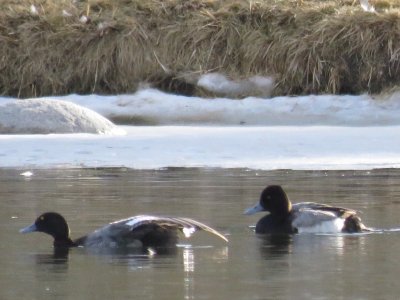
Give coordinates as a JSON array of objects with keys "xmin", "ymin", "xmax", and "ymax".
[
  {"xmin": 83, "ymin": 215, "xmax": 228, "ymax": 247},
  {"xmin": 292, "ymin": 202, "xmax": 357, "ymax": 218},
  {"xmin": 120, "ymin": 215, "xmax": 228, "ymax": 242}
]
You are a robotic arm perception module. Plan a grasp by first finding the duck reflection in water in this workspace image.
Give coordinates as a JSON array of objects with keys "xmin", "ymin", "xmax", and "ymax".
[
  {"xmin": 257, "ymin": 234, "xmax": 294, "ymax": 259},
  {"xmin": 34, "ymin": 247, "xmax": 70, "ymax": 265},
  {"xmin": 35, "ymin": 242, "xmax": 179, "ymax": 265},
  {"xmin": 33, "ymin": 248, "xmax": 70, "ymax": 275}
]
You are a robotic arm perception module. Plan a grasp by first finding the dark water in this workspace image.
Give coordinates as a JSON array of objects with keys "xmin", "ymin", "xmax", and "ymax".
[{"xmin": 2, "ymin": 168, "xmax": 400, "ymax": 299}]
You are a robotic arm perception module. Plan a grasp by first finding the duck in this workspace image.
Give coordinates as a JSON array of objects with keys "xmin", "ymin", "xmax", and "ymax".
[
  {"xmin": 244, "ymin": 185, "xmax": 369, "ymax": 234},
  {"xmin": 20, "ymin": 212, "xmax": 228, "ymax": 250}
]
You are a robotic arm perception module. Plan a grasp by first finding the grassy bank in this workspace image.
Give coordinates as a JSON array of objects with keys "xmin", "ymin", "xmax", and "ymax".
[{"xmin": 1, "ymin": 0, "xmax": 399, "ymax": 98}]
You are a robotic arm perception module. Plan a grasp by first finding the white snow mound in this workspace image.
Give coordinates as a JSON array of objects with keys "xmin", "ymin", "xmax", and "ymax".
[{"xmin": 0, "ymin": 99, "xmax": 123, "ymax": 134}]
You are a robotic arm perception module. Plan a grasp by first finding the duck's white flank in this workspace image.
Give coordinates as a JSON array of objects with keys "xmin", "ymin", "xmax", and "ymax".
[{"xmin": 296, "ymin": 218, "xmax": 345, "ymax": 234}]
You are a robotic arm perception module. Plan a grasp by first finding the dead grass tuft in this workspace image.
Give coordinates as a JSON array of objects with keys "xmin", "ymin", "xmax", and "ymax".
[{"xmin": 0, "ymin": 0, "xmax": 399, "ymax": 97}]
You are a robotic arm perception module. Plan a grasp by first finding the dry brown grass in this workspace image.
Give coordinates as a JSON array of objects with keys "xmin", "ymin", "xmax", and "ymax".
[{"xmin": 0, "ymin": 0, "xmax": 399, "ymax": 97}]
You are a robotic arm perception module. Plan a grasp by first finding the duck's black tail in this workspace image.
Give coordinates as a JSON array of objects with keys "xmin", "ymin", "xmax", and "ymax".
[{"xmin": 343, "ymin": 215, "xmax": 369, "ymax": 233}]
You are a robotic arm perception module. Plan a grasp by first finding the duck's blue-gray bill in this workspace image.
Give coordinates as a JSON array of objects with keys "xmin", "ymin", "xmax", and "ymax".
[{"xmin": 19, "ymin": 223, "xmax": 37, "ymax": 233}]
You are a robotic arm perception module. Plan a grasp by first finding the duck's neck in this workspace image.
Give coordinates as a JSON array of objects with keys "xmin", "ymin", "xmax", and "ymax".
[
  {"xmin": 53, "ymin": 237, "xmax": 77, "ymax": 248},
  {"xmin": 270, "ymin": 200, "xmax": 292, "ymax": 217}
]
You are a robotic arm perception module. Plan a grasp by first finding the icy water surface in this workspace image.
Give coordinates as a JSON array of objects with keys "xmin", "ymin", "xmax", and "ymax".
[{"xmin": 2, "ymin": 168, "xmax": 400, "ymax": 299}]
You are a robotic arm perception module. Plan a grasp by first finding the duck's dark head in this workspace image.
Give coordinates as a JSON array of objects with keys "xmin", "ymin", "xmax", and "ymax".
[
  {"xmin": 20, "ymin": 212, "xmax": 75, "ymax": 247},
  {"xmin": 244, "ymin": 185, "xmax": 292, "ymax": 216}
]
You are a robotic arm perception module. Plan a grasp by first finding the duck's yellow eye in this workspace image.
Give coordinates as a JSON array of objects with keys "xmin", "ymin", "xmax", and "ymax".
[{"xmin": 40, "ymin": 216, "xmax": 44, "ymax": 221}]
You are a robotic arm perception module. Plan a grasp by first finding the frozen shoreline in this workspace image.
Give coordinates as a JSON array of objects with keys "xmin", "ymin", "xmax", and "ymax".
[
  {"xmin": 1, "ymin": 125, "xmax": 399, "ymax": 170},
  {"xmin": 1, "ymin": 88, "xmax": 399, "ymax": 170}
]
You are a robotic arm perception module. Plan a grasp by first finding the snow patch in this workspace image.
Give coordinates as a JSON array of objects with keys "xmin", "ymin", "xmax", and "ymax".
[
  {"xmin": 197, "ymin": 73, "xmax": 274, "ymax": 98},
  {"xmin": 50, "ymin": 89, "xmax": 400, "ymax": 126},
  {"xmin": 0, "ymin": 98, "xmax": 124, "ymax": 134},
  {"xmin": 359, "ymin": 0, "xmax": 375, "ymax": 12}
]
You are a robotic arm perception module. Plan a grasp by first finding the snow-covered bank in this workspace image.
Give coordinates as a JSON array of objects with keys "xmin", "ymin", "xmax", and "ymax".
[
  {"xmin": 1, "ymin": 88, "xmax": 399, "ymax": 128},
  {"xmin": 1, "ymin": 126, "xmax": 399, "ymax": 170},
  {"xmin": 1, "ymin": 89, "xmax": 399, "ymax": 170},
  {"xmin": 51, "ymin": 89, "xmax": 400, "ymax": 126}
]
